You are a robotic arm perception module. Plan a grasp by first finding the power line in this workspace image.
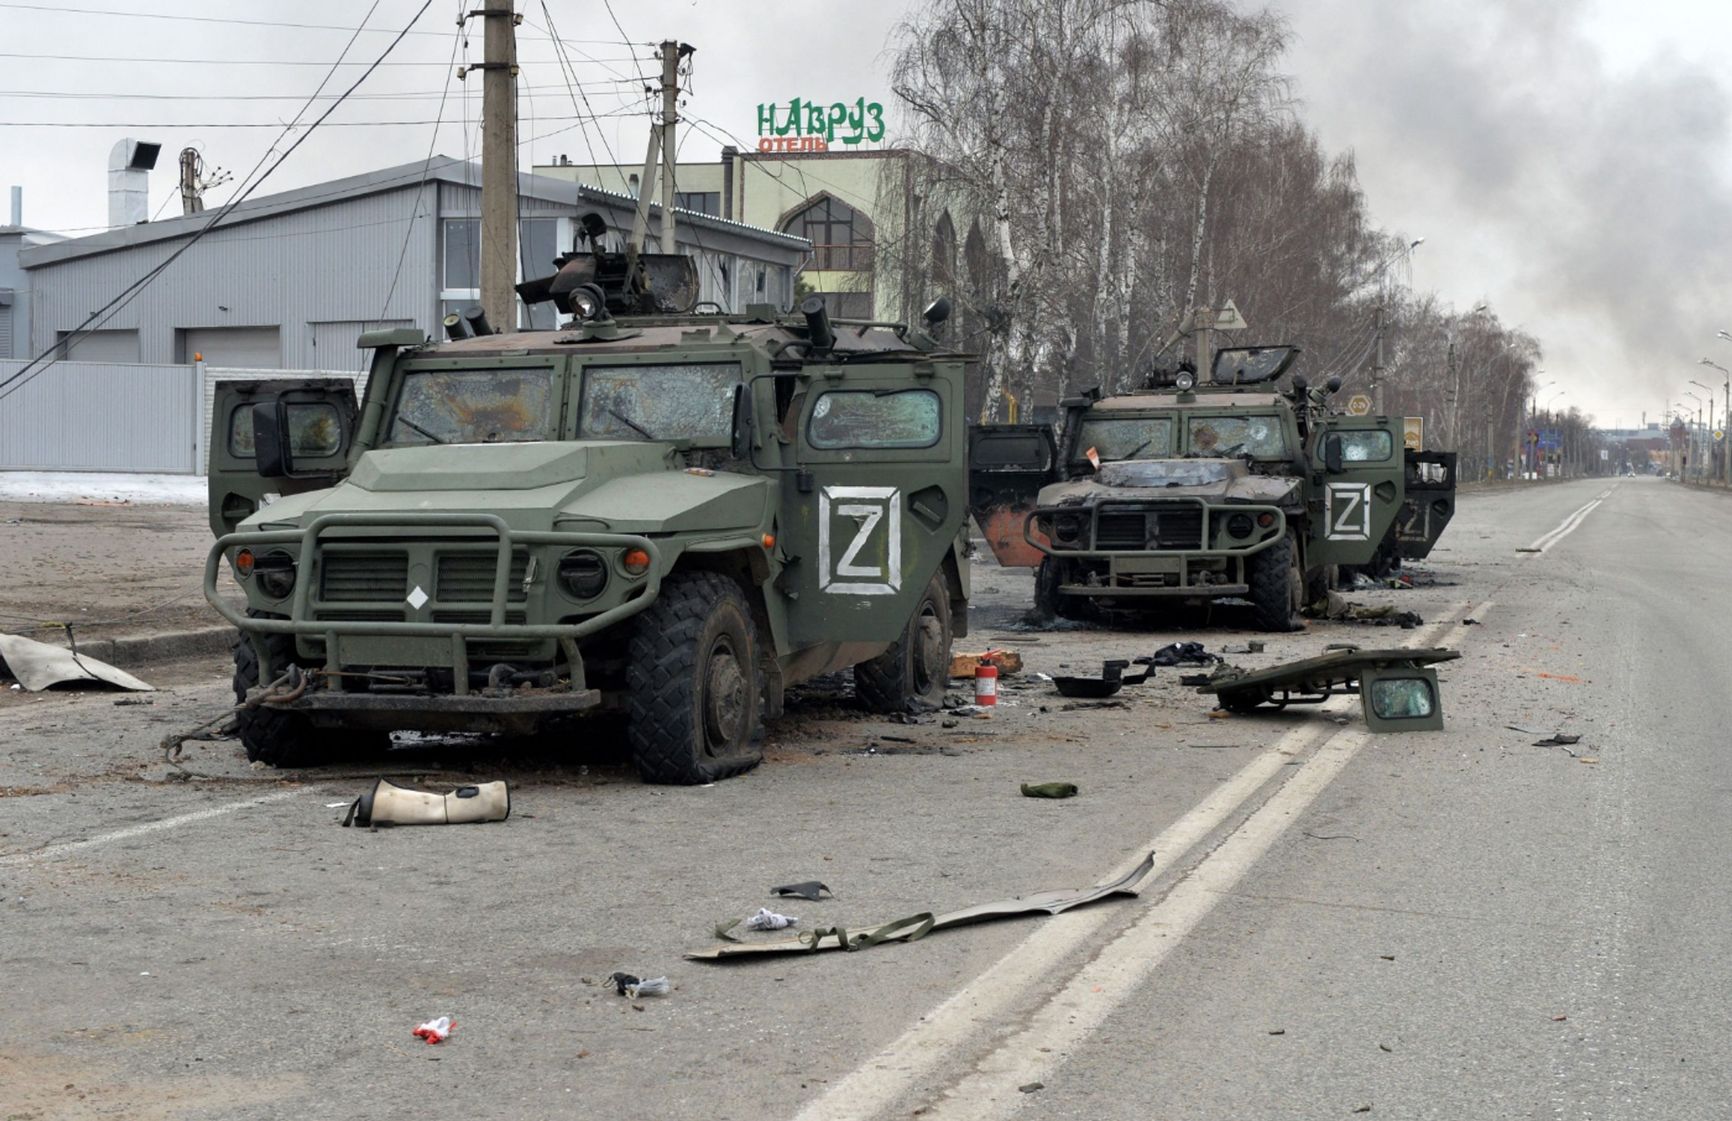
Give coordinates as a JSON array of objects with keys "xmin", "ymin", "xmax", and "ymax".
[
  {"xmin": 0, "ymin": 81, "xmax": 643, "ymax": 101},
  {"xmin": 382, "ymin": 3, "xmax": 466, "ymax": 322},
  {"xmin": 0, "ymin": 50, "xmax": 649, "ymax": 67},
  {"xmin": 0, "ymin": 1, "xmax": 624, "ymax": 41},
  {"xmin": 0, "ymin": 110, "xmax": 641, "ymax": 128},
  {"xmin": 0, "ymin": 0, "xmax": 436, "ymax": 405}
]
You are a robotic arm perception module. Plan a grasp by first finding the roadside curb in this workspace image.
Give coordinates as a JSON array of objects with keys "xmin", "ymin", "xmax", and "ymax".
[{"xmin": 77, "ymin": 626, "xmax": 233, "ymax": 670}]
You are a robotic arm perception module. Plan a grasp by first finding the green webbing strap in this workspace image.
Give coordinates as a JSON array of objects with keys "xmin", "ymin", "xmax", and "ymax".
[{"xmin": 802, "ymin": 912, "xmax": 937, "ymax": 952}]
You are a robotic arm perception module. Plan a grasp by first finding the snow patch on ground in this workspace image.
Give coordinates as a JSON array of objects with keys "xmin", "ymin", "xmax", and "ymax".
[{"xmin": 0, "ymin": 471, "xmax": 206, "ymax": 506}]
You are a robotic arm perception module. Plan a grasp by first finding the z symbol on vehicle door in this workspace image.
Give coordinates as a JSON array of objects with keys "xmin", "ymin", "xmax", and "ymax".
[
  {"xmin": 1326, "ymin": 482, "xmax": 1372, "ymax": 541},
  {"xmin": 819, "ymin": 485, "xmax": 901, "ymax": 595}
]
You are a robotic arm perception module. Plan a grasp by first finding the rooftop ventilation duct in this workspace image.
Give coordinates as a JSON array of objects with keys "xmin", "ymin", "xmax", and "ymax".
[{"xmin": 108, "ymin": 138, "xmax": 161, "ymax": 229}]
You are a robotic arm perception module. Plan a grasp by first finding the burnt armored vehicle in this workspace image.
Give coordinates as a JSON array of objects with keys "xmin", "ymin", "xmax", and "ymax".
[
  {"xmin": 970, "ymin": 346, "xmax": 1455, "ymax": 631},
  {"xmin": 205, "ymin": 230, "xmax": 972, "ymax": 783}
]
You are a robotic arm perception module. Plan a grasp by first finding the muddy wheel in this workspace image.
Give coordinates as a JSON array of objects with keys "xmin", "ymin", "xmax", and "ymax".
[
  {"xmin": 1248, "ymin": 532, "xmax": 1303, "ymax": 632},
  {"xmin": 1304, "ymin": 563, "xmax": 1337, "ymax": 610},
  {"xmin": 626, "ymin": 571, "xmax": 764, "ymax": 785},
  {"xmin": 856, "ymin": 572, "xmax": 953, "ymax": 713},
  {"xmin": 1034, "ymin": 557, "xmax": 1097, "ymax": 622},
  {"xmin": 230, "ymin": 617, "xmax": 389, "ymax": 767}
]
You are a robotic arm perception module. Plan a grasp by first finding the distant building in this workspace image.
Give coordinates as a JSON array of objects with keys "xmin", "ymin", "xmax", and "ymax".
[
  {"xmin": 0, "ymin": 211, "xmax": 62, "ymax": 359},
  {"xmin": 537, "ymin": 147, "xmax": 987, "ymax": 327},
  {"xmin": 19, "ymin": 157, "xmax": 809, "ymax": 371}
]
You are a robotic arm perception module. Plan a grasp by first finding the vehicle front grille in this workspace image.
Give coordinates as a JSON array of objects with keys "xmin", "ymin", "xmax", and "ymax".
[
  {"xmin": 320, "ymin": 551, "xmax": 409, "ymax": 601},
  {"xmin": 436, "ymin": 551, "xmax": 529, "ymax": 603},
  {"xmin": 1092, "ymin": 506, "xmax": 1205, "ymax": 551},
  {"xmin": 430, "ymin": 610, "xmax": 529, "ymax": 625},
  {"xmin": 313, "ymin": 609, "xmax": 405, "ymax": 622}
]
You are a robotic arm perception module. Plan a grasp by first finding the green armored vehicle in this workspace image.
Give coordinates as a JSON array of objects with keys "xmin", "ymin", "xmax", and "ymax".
[
  {"xmin": 205, "ymin": 234, "xmax": 972, "ymax": 783},
  {"xmin": 970, "ymin": 346, "xmax": 1455, "ymax": 631}
]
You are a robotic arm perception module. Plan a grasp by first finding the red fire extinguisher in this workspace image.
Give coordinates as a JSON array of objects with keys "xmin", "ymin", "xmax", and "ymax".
[{"xmin": 975, "ymin": 655, "xmax": 999, "ymax": 706}]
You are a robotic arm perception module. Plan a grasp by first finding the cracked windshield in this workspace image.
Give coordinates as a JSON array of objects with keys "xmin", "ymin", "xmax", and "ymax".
[
  {"xmin": 1075, "ymin": 416, "xmax": 1173, "ymax": 461},
  {"xmin": 579, "ymin": 362, "xmax": 742, "ymax": 441},
  {"xmin": 1185, "ymin": 414, "xmax": 1287, "ymax": 457},
  {"xmin": 385, "ymin": 367, "xmax": 554, "ymax": 445}
]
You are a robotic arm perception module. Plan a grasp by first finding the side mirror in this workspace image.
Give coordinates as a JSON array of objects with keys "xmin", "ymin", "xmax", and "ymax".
[
  {"xmin": 731, "ymin": 383, "xmax": 755, "ymax": 460},
  {"xmin": 253, "ymin": 400, "xmax": 291, "ymax": 478},
  {"xmin": 1324, "ymin": 434, "xmax": 1344, "ymax": 474}
]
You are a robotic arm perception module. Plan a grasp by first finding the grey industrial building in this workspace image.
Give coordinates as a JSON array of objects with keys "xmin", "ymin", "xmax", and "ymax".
[
  {"xmin": 0, "ymin": 209, "xmax": 61, "ymax": 360},
  {"xmin": 16, "ymin": 156, "xmax": 811, "ymax": 371}
]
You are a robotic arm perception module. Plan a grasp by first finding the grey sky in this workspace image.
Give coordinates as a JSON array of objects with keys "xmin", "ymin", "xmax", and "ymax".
[{"xmin": 3, "ymin": 0, "xmax": 1727, "ymax": 425}]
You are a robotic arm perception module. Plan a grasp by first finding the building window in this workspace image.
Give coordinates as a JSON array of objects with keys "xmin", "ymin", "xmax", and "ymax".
[
  {"xmin": 443, "ymin": 218, "xmax": 480, "ymax": 291},
  {"xmin": 809, "ymin": 291, "xmax": 874, "ymax": 319},
  {"xmin": 782, "ymin": 195, "xmax": 874, "ymax": 272},
  {"xmin": 674, "ymin": 191, "xmax": 721, "ymax": 217},
  {"xmin": 933, "ymin": 211, "xmax": 957, "ymax": 287},
  {"xmin": 442, "ymin": 217, "xmax": 565, "ymax": 329}
]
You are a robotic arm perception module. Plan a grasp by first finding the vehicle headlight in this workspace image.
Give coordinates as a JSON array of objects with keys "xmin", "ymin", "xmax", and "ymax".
[
  {"xmin": 1053, "ymin": 515, "xmax": 1082, "ymax": 543},
  {"xmin": 253, "ymin": 551, "xmax": 297, "ymax": 600},
  {"xmin": 1226, "ymin": 513, "xmax": 1254, "ymax": 538},
  {"xmin": 557, "ymin": 550, "xmax": 609, "ymax": 600}
]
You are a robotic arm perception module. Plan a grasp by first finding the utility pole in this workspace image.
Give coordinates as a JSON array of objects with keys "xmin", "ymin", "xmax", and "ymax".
[
  {"xmin": 657, "ymin": 41, "xmax": 690, "ymax": 253},
  {"xmin": 1372, "ymin": 304, "xmax": 1385, "ymax": 414},
  {"xmin": 479, "ymin": 0, "xmax": 519, "ymax": 331}
]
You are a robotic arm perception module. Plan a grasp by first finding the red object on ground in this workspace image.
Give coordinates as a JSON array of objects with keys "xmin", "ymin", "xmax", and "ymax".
[
  {"xmin": 975, "ymin": 660, "xmax": 999, "ymax": 705},
  {"xmin": 412, "ymin": 1016, "xmax": 455, "ymax": 1044}
]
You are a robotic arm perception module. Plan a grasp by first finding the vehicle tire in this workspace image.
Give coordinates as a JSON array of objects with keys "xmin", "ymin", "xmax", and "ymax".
[
  {"xmin": 855, "ymin": 571, "xmax": 953, "ymax": 713},
  {"xmin": 1304, "ymin": 563, "xmax": 1337, "ymax": 610},
  {"xmin": 230, "ymin": 620, "xmax": 389, "ymax": 767},
  {"xmin": 1248, "ymin": 532, "xmax": 1304, "ymax": 632},
  {"xmin": 1034, "ymin": 557, "xmax": 1097, "ymax": 622},
  {"xmin": 1218, "ymin": 686, "xmax": 1272, "ymax": 714},
  {"xmin": 626, "ymin": 571, "xmax": 765, "ymax": 785}
]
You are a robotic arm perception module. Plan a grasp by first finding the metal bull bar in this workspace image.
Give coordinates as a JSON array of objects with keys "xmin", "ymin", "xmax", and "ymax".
[
  {"xmin": 1020, "ymin": 500, "xmax": 1287, "ymax": 557},
  {"xmin": 204, "ymin": 512, "xmax": 663, "ymax": 694}
]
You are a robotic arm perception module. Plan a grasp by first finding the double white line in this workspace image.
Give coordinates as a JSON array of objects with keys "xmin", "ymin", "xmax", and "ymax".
[
  {"xmin": 1523, "ymin": 487, "xmax": 1614, "ymax": 555},
  {"xmin": 796, "ymin": 604, "xmax": 1492, "ymax": 1121}
]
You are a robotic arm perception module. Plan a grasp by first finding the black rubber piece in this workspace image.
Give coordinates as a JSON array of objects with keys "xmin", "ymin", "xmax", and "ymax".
[
  {"xmin": 855, "ymin": 572, "xmax": 953, "ymax": 713},
  {"xmin": 1247, "ymin": 533, "xmax": 1302, "ymax": 633},
  {"xmin": 625, "ymin": 571, "xmax": 765, "ymax": 785}
]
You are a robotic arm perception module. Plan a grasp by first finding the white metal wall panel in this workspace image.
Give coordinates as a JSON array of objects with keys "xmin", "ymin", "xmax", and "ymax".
[
  {"xmin": 0, "ymin": 305, "xmax": 11, "ymax": 358},
  {"xmin": 180, "ymin": 326, "xmax": 282, "ymax": 369},
  {"xmin": 57, "ymin": 328, "xmax": 139, "ymax": 363},
  {"xmin": 0, "ymin": 359, "xmax": 197, "ymax": 471},
  {"xmin": 306, "ymin": 320, "xmax": 411, "ymax": 373}
]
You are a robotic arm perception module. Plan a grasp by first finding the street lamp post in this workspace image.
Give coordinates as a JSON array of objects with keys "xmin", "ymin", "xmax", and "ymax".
[
  {"xmin": 1528, "ymin": 376, "xmax": 1554, "ymax": 480},
  {"xmin": 1546, "ymin": 391, "xmax": 1568, "ymax": 477},
  {"xmin": 1708, "ymin": 345, "xmax": 1732, "ymax": 481},
  {"xmin": 1685, "ymin": 391, "xmax": 1705, "ymax": 478},
  {"xmin": 1367, "ymin": 237, "xmax": 1424, "ymax": 415},
  {"xmin": 1691, "ymin": 378, "xmax": 1717, "ymax": 482}
]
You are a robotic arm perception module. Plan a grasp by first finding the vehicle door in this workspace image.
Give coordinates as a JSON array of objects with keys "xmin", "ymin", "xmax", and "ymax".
[
  {"xmin": 209, "ymin": 378, "xmax": 358, "ymax": 537},
  {"xmin": 780, "ymin": 363, "xmax": 968, "ymax": 649},
  {"xmin": 1306, "ymin": 417, "xmax": 1403, "ymax": 569},
  {"xmin": 968, "ymin": 423, "xmax": 1058, "ymax": 568},
  {"xmin": 1395, "ymin": 450, "xmax": 1458, "ymax": 560}
]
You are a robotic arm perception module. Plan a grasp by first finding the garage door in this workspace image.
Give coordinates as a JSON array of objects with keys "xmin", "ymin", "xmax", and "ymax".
[
  {"xmin": 180, "ymin": 326, "xmax": 281, "ymax": 369},
  {"xmin": 56, "ymin": 328, "xmax": 140, "ymax": 363}
]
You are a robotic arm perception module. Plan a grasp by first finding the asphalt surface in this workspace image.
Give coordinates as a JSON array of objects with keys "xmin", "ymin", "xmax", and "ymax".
[{"xmin": 4, "ymin": 476, "xmax": 1725, "ymax": 1119}]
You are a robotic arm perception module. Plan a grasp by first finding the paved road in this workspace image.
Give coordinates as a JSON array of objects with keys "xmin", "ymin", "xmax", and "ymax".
[{"xmin": 4, "ymin": 477, "xmax": 1725, "ymax": 1119}]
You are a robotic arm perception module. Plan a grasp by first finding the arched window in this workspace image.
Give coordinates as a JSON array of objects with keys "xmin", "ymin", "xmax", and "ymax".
[
  {"xmin": 964, "ymin": 220, "xmax": 989, "ymax": 289},
  {"xmin": 932, "ymin": 211, "xmax": 957, "ymax": 287},
  {"xmin": 782, "ymin": 194, "xmax": 875, "ymax": 272}
]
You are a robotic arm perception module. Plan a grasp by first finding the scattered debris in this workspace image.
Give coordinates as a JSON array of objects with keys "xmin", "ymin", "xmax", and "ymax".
[
  {"xmin": 687, "ymin": 852, "xmax": 1156, "ymax": 960},
  {"xmin": 1221, "ymin": 641, "xmax": 1266, "ymax": 655},
  {"xmin": 771, "ymin": 881, "xmax": 833, "ymax": 902},
  {"xmin": 0, "ymin": 633, "xmax": 155, "ymax": 692},
  {"xmin": 1198, "ymin": 646, "xmax": 1459, "ymax": 732},
  {"xmin": 412, "ymin": 1016, "xmax": 454, "ymax": 1045},
  {"xmin": 1021, "ymin": 782, "xmax": 1079, "ymax": 799},
  {"xmin": 610, "ymin": 973, "xmax": 669, "ymax": 998},
  {"xmin": 1463, "ymin": 618, "xmax": 1480, "ymax": 626},
  {"xmin": 1142, "ymin": 642, "xmax": 1217, "ymax": 667},
  {"xmin": 948, "ymin": 649, "xmax": 1023, "ymax": 677},
  {"xmin": 341, "ymin": 778, "xmax": 510, "ymax": 827},
  {"xmin": 1267, "ymin": 1029, "xmax": 1286, "ymax": 1036},
  {"xmin": 744, "ymin": 908, "xmax": 799, "ymax": 932},
  {"xmin": 1303, "ymin": 593, "xmax": 1422, "ymax": 628},
  {"xmin": 1531, "ymin": 733, "xmax": 1582, "ymax": 748},
  {"xmin": 1052, "ymin": 660, "xmax": 1131, "ymax": 698},
  {"xmin": 1018, "ymin": 1082, "xmax": 1045, "ymax": 1094}
]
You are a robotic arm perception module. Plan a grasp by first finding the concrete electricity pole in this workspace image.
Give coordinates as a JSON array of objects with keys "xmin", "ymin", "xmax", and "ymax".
[
  {"xmin": 479, "ymin": 0, "xmax": 519, "ymax": 331},
  {"xmin": 658, "ymin": 41, "xmax": 689, "ymax": 253},
  {"xmin": 1371, "ymin": 303, "xmax": 1385, "ymax": 414}
]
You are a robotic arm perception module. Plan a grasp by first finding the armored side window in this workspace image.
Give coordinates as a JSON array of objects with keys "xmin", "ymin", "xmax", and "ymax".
[
  {"xmin": 228, "ymin": 401, "xmax": 344, "ymax": 458},
  {"xmin": 807, "ymin": 389, "xmax": 941, "ymax": 449},
  {"xmin": 1185, "ymin": 414, "xmax": 1287, "ymax": 458},
  {"xmin": 1337, "ymin": 430, "xmax": 1395, "ymax": 462}
]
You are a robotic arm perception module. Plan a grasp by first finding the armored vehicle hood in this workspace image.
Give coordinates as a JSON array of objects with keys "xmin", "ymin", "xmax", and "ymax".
[
  {"xmin": 242, "ymin": 441, "xmax": 770, "ymax": 535},
  {"xmin": 1037, "ymin": 458, "xmax": 1300, "ymax": 508}
]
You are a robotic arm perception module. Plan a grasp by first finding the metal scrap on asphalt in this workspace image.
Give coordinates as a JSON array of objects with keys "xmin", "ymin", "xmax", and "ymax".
[{"xmin": 0, "ymin": 633, "xmax": 155, "ymax": 692}]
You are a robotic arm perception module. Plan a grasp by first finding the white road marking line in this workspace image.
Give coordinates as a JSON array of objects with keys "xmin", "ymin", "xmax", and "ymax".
[
  {"xmin": 797, "ymin": 607, "xmax": 1482, "ymax": 1121},
  {"xmin": 1524, "ymin": 487, "xmax": 1614, "ymax": 555},
  {"xmin": 0, "ymin": 789, "xmax": 304, "ymax": 865}
]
